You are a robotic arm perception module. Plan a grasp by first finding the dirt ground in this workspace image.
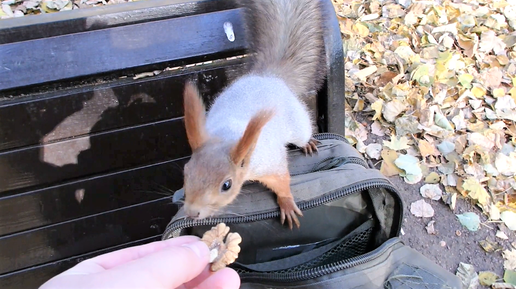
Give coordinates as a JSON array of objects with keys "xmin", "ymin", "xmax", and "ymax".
[{"xmin": 389, "ymin": 174, "xmax": 515, "ymax": 286}]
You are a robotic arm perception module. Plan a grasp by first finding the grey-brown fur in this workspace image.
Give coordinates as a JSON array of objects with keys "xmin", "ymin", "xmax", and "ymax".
[{"xmin": 239, "ymin": 0, "xmax": 327, "ymax": 97}]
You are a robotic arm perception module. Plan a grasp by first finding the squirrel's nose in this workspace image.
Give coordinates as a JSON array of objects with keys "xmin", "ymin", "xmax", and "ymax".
[{"xmin": 185, "ymin": 207, "xmax": 200, "ymax": 219}]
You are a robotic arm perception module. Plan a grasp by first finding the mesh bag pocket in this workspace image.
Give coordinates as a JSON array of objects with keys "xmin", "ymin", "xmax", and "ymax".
[{"xmin": 232, "ymin": 218, "xmax": 375, "ymax": 276}]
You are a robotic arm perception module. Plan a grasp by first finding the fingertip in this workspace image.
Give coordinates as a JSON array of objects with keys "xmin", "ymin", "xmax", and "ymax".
[
  {"xmin": 196, "ymin": 267, "xmax": 241, "ymax": 289},
  {"xmin": 181, "ymin": 240, "xmax": 210, "ymax": 261},
  {"xmin": 219, "ymin": 267, "xmax": 241, "ymax": 288}
]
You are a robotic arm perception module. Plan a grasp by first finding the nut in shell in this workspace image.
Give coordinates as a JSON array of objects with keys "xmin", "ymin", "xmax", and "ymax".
[{"xmin": 201, "ymin": 223, "xmax": 242, "ymax": 272}]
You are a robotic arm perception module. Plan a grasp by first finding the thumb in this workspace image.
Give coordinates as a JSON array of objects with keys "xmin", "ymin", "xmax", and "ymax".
[{"xmin": 102, "ymin": 240, "xmax": 210, "ymax": 289}]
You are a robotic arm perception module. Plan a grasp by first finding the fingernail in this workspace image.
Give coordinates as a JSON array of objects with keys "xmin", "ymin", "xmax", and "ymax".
[{"xmin": 182, "ymin": 241, "xmax": 209, "ymax": 259}]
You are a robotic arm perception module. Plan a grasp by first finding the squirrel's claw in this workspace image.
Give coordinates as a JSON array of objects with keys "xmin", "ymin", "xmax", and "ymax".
[
  {"xmin": 300, "ymin": 138, "xmax": 320, "ymax": 156},
  {"xmin": 278, "ymin": 196, "xmax": 303, "ymax": 229}
]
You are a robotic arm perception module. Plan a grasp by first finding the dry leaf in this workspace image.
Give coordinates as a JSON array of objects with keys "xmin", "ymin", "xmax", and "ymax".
[
  {"xmin": 503, "ymin": 249, "xmax": 516, "ymax": 271},
  {"xmin": 365, "ymin": 143, "xmax": 382, "ymax": 159},
  {"xmin": 410, "ymin": 199, "xmax": 435, "ymax": 218},
  {"xmin": 383, "ymin": 99, "xmax": 408, "ymax": 122},
  {"xmin": 420, "ymin": 184, "xmax": 443, "ymax": 200},
  {"xmin": 380, "ymin": 148, "xmax": 403, "ymax": 177},
  {"xmin": 425, "ymin": 172, "xmax": 441, "ymax": 184},
  {"xmin": 426, "ymin": 220, "xmax": 437, "ymax": 234},
  {"xmin": 371, "ymin": 121, "xmax": 386, "ymax": 136},
  {"xmin": 456, "ymin": 262, "xmax": 480, "ymax": 289},
  {"xmin": 462, "ymin": 177, "xmax": 491, "ymax": 207},
  {"xmin": 383, "ymin": 135, "xmax": 411, "ymax": 151}
]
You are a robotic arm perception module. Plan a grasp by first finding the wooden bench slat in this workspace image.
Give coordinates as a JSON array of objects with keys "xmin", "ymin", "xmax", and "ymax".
[
  {"xmin": 0, "ymin": 0, "xmax": 238, "ymax": 43},
  {"xmin": 0, "ymin": 61, "xmax": 245, "ymax": 151},
  {"xmin": 0, "ymin": 236, "xmax": 160, "ymax": 289},
  {"xmin": 0, "ymin": 9, "xmax": 245, "ymax": 91},
  {"xmin": 0, "ymin": 118, "xmax": 188, "ymax": 193},
  {"xmin": 0, "ymin": 158, "xmax": 187, "ymax": 236},
  {"xmin": 0, "ymin": 198, "xmax": 175, "ymax": 274}
]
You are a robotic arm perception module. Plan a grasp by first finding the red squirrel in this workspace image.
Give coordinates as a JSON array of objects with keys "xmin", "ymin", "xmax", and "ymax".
[{"xmin": 181, "ymin": 0, "xmax": 326, "ymax": 229}]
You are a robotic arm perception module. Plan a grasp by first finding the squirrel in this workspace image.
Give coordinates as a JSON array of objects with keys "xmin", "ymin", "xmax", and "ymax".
[{"xmin": 181, "ymin": 0, "xmax": 326, "ymax": 229}]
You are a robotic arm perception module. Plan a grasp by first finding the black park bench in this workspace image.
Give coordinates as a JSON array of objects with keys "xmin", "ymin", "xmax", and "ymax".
[{"xmin": 0, "ymin": 0, "xmax": 345, "ymax": 287}]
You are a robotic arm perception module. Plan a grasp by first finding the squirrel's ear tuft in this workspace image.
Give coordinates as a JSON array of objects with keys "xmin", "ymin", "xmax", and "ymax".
[
  {"xmin": 183, "ymin": 81, "xmax": 208, "ymax": 151},
  {"xmin": 230, "ymin": 109, "xmax": 274, "ymax": 166}
]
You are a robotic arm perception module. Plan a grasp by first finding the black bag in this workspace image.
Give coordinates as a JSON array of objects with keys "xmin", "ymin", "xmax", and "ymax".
[{"xmin": 162, "ymin": 133, "xmax": 462, "ymax": 289}]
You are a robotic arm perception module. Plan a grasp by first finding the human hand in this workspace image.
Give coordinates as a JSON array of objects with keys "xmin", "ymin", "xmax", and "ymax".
[{"xmin": 39, "ymin": 236, "xmax": 240, "ymax": 289}]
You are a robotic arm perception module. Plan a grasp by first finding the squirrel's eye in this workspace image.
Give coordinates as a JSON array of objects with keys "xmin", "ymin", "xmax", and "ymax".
[{"xmin": 221, "ymin": 179, "xmax": 232, "ymax": 192}]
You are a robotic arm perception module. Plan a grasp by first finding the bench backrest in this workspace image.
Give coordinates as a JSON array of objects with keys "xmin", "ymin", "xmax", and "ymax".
[{"xmin": 0, "ymin": 0, "xmax": 344, "ymax": 287}]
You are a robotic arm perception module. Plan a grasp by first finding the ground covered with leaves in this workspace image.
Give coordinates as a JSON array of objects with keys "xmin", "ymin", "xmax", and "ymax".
[{"xmin": 334, "ymin": 0, "xmax": 516, "ymax": 287}]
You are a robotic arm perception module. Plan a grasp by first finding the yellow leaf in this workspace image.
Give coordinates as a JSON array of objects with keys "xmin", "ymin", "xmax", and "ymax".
[
  {"xmin": 353, "ymin": 22, "xmax": 370, "ymax": 37},
  {"xmin": 380, "ymin": 148, "xmax": 403, "ymax": 177},
  {"xmin": 462, "ymin": 177, "xmax": 491, "ymax": 206},
  {"xmin": 418, "ymin": 140, "xmax": 440, "ymax": 157},
  {"xmin": 493, "ymin": 88, "xmax": 506, "ymax": 98},
  {"xmin": 471, "ymin": 86, "xmax": 486, "ymax": 98},
  {"xmin": 425, "ymin": 172, "xmax": 441, "ymax": 184},
  {"xmin": 371, "ymin": 99, "xmax": 383, "ymax": 121},
  {"xmin": 411, "ymin": 64, "xmax": 434, "ymax": 86},
  {"xmin": 458, "ymin": 74, "xmax": 474, "ymax": 89},
  {"xmin": 510, "ymin": 87, "xmax": 516, "ymax": 103},
  {"xmin": 353, "ymin": 99, "xmax": 365, "ymax": 112}
]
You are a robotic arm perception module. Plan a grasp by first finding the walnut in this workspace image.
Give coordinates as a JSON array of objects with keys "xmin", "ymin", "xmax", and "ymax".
[{"xmin": 201, "ymin": 223, "xmax": 242, "ymax": 272}]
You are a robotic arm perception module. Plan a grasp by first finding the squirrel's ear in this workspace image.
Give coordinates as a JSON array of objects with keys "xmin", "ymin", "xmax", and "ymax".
[
  {"xmin": 230, "ymin": 109, "xmax": 274, "ymax": 166},
  {"xmin": 183, "ymin": 81, "xmax": 208, "ymax": 151}
]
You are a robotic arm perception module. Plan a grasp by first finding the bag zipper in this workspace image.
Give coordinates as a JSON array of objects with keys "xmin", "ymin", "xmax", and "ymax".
[
  {"xmin": 238, "ymin": 237, "xmax": 403, "ymax": 282},
  {"xmin": 162, "ymin": 178, "xmax": 402, "ymax": 242}
]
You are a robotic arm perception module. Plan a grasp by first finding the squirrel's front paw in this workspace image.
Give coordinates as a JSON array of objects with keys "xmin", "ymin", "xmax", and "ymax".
[
  {"xmin": 277, "ymin": 196, "xmax": 303, "ymax": 229},
  {"xmin": 300, "ymin": 138, "xmax": 320, "ymax": 156}
]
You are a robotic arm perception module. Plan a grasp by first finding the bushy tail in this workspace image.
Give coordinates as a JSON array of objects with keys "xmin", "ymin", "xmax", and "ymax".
[{"xmin": 240, "ymin": 0, "xmax": 327, "ymax": 97}]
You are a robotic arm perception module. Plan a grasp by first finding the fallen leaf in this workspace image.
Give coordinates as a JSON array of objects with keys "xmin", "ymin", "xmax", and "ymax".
[
  {"xmin": 479, "ymin": 271, "xmax": 499, "ymax": 286},
  {"xmin": 491, "ymin": 282, "xmax": 516, "ymax": 288},
  {"xmin": 434, "ymin": 110, "xmax": 454, "ymax": 131},
  {"xmin": 497, "ymin": 230, "xmax": 509, "ymax": 240},
  {"xmin": 425, "ymin": 172, "xmax": 441, "ymax": 184},
  {"xmin": 371, "ymin": 99, "xmax": 384, "ymax": 121},
  {"xmin": 365, "ymin": 143, "xmax": 382, "ymax": 159},
  {"xmin": 458, "ymin": 74, "xmax": 474, "ymax": 89},
  {"xmin": 456, "ymin": 262, "xmax": 480, "ymax": 289},
  {"xmin": 501, "ymin": 211, "xmax": 516, "ymax": 231},
  {"xmin": 456, "ymin": 212, "xmax": 480, "ymax": 231},
  {"xmin": 420, "ymin": 184, "xmax": 443, "ymax": 200},
  {"xmin": 410, "ymin": 199, "xmax": 434, "ymax": 218},
  {"xmin": 383, "ymin": 99, "xmax": 407, "ymax": 122},
  {"xmin": 504, "ymin": 249, "xmax": 516, "ymax": 271},
  {"xmin": 479, "ymin": 30, "xmax": 507, "ymax": 55},
  {"xmin": 352, "ymin": 65, "xmax": 377, "ymax": 82},
  {"xmin": 380, "ymin": 148, "xmax": 403, "ymax": 177},
  {"xmin": 418, "ymin": 140, "xmax": 440, "ymax": 157},
  {"xmin": 371, "ymin": 121, "xmax": 386, "ymax": 136},
  {"xmin": 495, "ymin": 153, "xmax": 516, "ymax": 177},
  {"xmin": 462, "ymin": 177, "xmax": 491, "ymax": 207},
  {"xmin": 505, "ymin": 270, "xmax": 516, "ymax": 285},
  {"xmin": 426, "ymin": 220, "xmax": 437, "ymax": 234},
  {"xmin": 489, "ymin": 204, "xmax": 501, "ymax": 221},
  {"xmin": 480, "ymin": 239, "xmax": 501, "ymax": 253},
  {"xmin": 384, "ymin": 135, "xmax": 411, "ymax": 150},
  {"xmin": 437, "ymin": 141, "xmax": 455, "ymax": 155},
  {"xmin": 395, "ymin": 154, "xmax": 423, "ymax": 184}
]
